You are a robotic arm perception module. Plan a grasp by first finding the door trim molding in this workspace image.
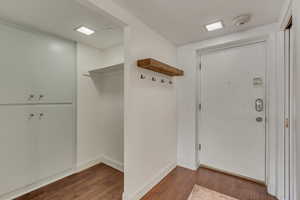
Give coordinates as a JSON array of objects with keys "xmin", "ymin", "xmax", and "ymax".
[
  {"xmin": 279, "ymin": 2, "xmax": 296, "ymax": 199},
  {"xmin": 194, "ymin": 32, "xmax": 280, "ymax": 198}
]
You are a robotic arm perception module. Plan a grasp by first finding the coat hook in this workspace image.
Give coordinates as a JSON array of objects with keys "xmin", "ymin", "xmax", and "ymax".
[
  {"xmin": 152, "ymin": 77, "xmax": 156, "ymax": 81},
  {"xmin": 169, "ymin": 80, "xmax": 173, "ymax": 84},
  {"xmin": 161, "ymin": 79, "xmax": 165, "ymax": 83},
  {"xmin": 140, "ymin": 74, "xmax": 146, "ymax": 79}
]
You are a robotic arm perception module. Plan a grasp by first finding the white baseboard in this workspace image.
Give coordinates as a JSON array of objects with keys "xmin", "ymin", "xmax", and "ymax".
[
  {"xmin": 123, "ymin": 162, "xmax": 177, "ymax": 200},
  {"xmin": 101, "ymin": 155, "xmax": 124, "ymax": 172},
  {"xmin": 0, "ymin": 155, "xmax": 122, "ymax": 200},
  {"xmin": 177, "ymin": 159, "xmax": 198, "ymax": 171},
  {"xmin": 76, "ymin": 156, "xmax": 103, "ymax": 173},
  {"xmin": 0, "ymin": 168, "xmax": 75, "ymax": 200}
]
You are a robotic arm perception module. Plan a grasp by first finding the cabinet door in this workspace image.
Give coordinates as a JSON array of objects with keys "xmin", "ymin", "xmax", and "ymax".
[
  {"xmin": 0, "ymin": 23, "xmax": 75, "ymax": 105},
  {"xmin": 36, "ymin": 105, "xmax": 75, "ymax": 180},
  {"xmin": 0, "ymin": 106, "xmax": 37, "ymax": 195},
  {"xmin": 0, "ymin": 24, "xmax": 36, "ymax": 104},
  {"xmin": 33, "ymin": 35, "xmax": 75, "ymax": 104}
]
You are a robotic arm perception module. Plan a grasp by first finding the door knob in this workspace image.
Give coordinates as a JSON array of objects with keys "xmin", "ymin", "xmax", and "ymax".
[
  {"xmin": 256, "ymin": 117, "xmax": 263, "ymax": 122},
  {"xmin": 39, "ymin": 95, "xmax": 44, "ymax": 100},
  {"xmin": 39, "ymin": 113, "xmax": 44, "ymax": 120},
  {"xmin": 28, "ymin": 94, "xmax": 35, "ymax": 101},
  {"xmin": 28, "ymin": 113, "xmax": 35, "ymax": 120}
]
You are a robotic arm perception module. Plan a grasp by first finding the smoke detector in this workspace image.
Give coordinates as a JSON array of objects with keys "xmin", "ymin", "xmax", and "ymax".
[{"xmin": 233, "ymin": 14, "xmax": 251, "ymax": 27}]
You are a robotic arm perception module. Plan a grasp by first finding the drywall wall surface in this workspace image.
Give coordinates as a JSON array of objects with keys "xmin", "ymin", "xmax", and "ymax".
[
  {"xmin": 293, "ymin": 0, "xmax": 300, "ymax": 198},
  {"xmin": 124, "ymin": 26, "xmax": 177, "ymax": 200},
  {"xmin": 76, "ymin": 43, "xmax": 124, "ymax": 170},
  {"xmin": 81, "ymin": 0, "xmax": 178, "ymax": 199},
  {"xmin": 102, "ymin": 44, "xmax": 124, "ymax": 66},
  {"xmin": 77, "ymin": 43, "xmax": 105, "ymax": 167},
  {"xmin": 92, "ymin": 70, "xmax": 124, "ymax": 167},
  {"xmin": 177, "ymin": 44, "xmax": 198, "ymax": 170},
  {"xmin": 177, "ymin": 24, "xmax": 278, "ymax": 171}
]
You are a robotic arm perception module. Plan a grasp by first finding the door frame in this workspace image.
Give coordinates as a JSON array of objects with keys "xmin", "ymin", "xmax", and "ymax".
[
  {"xmin": 197, "ymin": 40, "xmax": 268, "ymax": 183},
  {"xmin": 195, "ymin": 33, "xmax": 280, "ymax": 197},
  {"xmin": 282, "ymin": 14, "xmax": 296, "ymax": 200},
  {"xmin": 279, "ymin": 0, "xmax": 296, "ymax": 199}
]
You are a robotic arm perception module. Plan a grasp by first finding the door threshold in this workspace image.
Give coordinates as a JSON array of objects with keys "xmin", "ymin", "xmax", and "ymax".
[{"xmin": 199, "ymin": 164, "xmax": 266, "ymax": 186}]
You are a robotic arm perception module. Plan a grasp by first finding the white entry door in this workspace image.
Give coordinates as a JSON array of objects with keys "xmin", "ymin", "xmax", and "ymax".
[{"xmin": 198, "ymin": 42, "xmax": 266, "ymax": 182}]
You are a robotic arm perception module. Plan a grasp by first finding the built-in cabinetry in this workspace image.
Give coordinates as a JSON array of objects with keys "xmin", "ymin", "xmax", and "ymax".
[
  {"xmin": 0, "ymin": 22, "xmax": 75, "ymax": 198},
  {"xmin": 0, "ymin": 22, "xmax": 75, "ymax": 105}
]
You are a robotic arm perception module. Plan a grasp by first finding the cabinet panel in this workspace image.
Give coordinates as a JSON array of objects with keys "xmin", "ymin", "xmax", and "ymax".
[
  {"xmin": 36, "ymin": 105, "xmax": 75, "ymax": 180},
  {"xmin": 0, "ymin": 24, "xmax": 36, "ymax": 104},
  {"xmin": 0, "ymin": 23, "xmax": 75, "ymax": 105},
  {"xmin": 0, "ymin": 106, "xmax": 37, "ymax": 195},
  {"xmin": 33, "ymin": 36, "xmax": 75, "ymax": 104}
]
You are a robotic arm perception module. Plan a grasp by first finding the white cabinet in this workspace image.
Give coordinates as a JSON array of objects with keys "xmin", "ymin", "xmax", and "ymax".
[
  {"xmin": 0, "ymin": 106, "xmax": 37, "ymax": 195},
  {"xmin": 36, "ymin": 105, "xmax": 74, "ymax": 180},
  {"xmin": 0, "ymin": 105, "xmax": 74, "ymax": 196},
  {"xmin": 0, "ymin": 23, "xmax": 75, "ymax": 105},
  {"xmin": 32, "ymin": 36, "xmax": 75, "ymax": 104},
  {"xmin": 0, "ymin": 22, "xmax": 75, "ymax": 198},
  {"xmin": 0, "ymin": 24, "xmax": 36, "ymax": 104}
]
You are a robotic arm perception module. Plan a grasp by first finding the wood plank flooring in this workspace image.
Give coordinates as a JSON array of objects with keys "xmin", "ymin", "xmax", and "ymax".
[
  {"xmin": 142, "ymin": 167, "xmax": 277, "ymax": 200},
  {"xmin": 16, "ymin": 164, "xmax": 277, "ymax": 200},
  {"xmin": 15, "ymin": 164, "xmax": 123, "ymax": 200}
]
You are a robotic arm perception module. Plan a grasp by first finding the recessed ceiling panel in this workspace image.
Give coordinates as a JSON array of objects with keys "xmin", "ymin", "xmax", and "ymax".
[{"xmin": 0, "ymin": 0, "xmax": 123, "ymax": 50}]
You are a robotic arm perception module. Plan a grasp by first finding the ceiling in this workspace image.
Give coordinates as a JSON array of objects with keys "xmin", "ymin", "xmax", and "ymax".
[
  {"xmin": 111, "ymin": 0, "xmax": 284, "ymax": 45},
  {"xmin": 0, "ymin": 0, "xmax": 123, "ymax": 50}
]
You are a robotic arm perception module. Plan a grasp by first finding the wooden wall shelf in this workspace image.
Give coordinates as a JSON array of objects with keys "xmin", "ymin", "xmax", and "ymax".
[{"xmin": 137, "ymin": 58, "xmax": 184, "ymax": 76}]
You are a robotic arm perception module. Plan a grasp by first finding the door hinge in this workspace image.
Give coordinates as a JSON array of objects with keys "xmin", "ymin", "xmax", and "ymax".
[
  {"xmin": 284, "ymin": 118, "xmax": 289, "ymax": 128},
  {"xmin": 198, "ymin": 144, "xmax": 202, "ymax": 151},
  {"xmin": 199, "ymin": 63, "xmax": 202, "ymax": 70},
  {"xmin": 198, "ymin": 104, "xmax": 202, "ymax": 111}
]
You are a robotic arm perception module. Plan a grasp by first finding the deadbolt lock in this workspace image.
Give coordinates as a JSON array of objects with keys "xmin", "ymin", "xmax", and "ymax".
[
  {"xmin": 256, "ymin": 117, "xmax": 263, "ymax": 122},
  {"xmin": 255, "ymin": 98, "xmax": 264, "ymax": 112}
]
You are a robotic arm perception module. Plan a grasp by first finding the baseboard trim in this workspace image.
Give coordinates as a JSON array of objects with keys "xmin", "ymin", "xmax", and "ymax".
[
  {"xmin": 123, "ymin": 162, "xmax": 177, "ymax": 200},
  {"xmin": 1, "ymin": 155, "xmax": 122, "ymax": 200},
  {"xmin": 76, "ymin": 156, "xmax": 103, "ymax": 173},
  {"xmin": 0, "ymin": 167, "xmax": 75, "ymax": 200},
  {"xmin": 101, "ymin": 155, "xmax": 124, "ymax": 172},
  {"xmin": 177, "ymin": 161, "xmax": 198, "ymax": 171}
]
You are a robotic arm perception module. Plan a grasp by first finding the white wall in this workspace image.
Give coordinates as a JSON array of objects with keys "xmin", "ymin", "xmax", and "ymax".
[
  {"xmin": 124, "ymin": 27, "xmax": 177, "ymax": 200},
  {"xmin": 102, "ymin": 45, "xmax": 124, "ymax": 66},
  {"xmin": 91, "ymin": 69, "xmax": 124, "ymax": 168},
  {"xmin": 76, "ymin": 43, "xmax": 124, "ymax": 170},
  {"xmin": 293, "ymin": 0, "xmax": 300, "ymax": 198},
  {"xmin": 76, "ymin": 43, "xmax": 104, "ymax": 167},
  {"xmin": 81, "ymin": 1, "xmax": 178, "ymax": 199}
]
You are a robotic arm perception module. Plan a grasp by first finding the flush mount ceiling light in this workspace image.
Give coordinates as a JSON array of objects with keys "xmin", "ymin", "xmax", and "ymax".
[
  {"xmin": 75, "ymin": 26, "xmax": 95, "ymax": 35},
  {"xmin": 205, "ymin": 21, "xmax": 224, "ymax": 32}
]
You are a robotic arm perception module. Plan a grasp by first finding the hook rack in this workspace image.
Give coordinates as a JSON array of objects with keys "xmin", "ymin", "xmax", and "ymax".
[
  {"xmin": 140, "ymin": 74, "xmax": 146, "ymax": 79},
  {"xmin": 139, "ymin": 73, "xmax": 173, "ymax": 85}
]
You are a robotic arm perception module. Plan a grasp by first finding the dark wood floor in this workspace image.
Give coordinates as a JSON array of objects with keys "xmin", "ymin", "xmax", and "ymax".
[
  {"xmin": 16, "ymin": 164, "xmax": 124, "ymax": 200},
  {"xmin": 142, "ymin": 167, "xmax": 277, "ymax": 200},
  {"xmin": 16, "ymin": 164, "xmax": 277, "ymax": 200}
]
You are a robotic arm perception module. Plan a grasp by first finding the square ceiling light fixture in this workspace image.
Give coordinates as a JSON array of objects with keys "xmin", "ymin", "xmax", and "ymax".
[
  {"xmin": 205, "ymin": 21, "xmax": 224, "ymax": 31},
  {"xmin": 75, "ymin": 26, "xmax": 95, "ymax": 35}
]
